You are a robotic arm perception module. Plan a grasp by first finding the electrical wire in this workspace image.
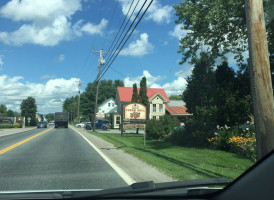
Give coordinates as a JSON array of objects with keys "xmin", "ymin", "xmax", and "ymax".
[
  {"xmin": 100, "ymin": 0, "xmax": 154, "ymax": 80},
  {"xmin": 102, "ymin": 0, "xmax": 143, "ymax": 71}
]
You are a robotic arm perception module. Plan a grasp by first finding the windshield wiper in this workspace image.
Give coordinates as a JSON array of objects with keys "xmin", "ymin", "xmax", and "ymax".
[
  {"xmin": 73, "ymin": 177, "xmax": 229, "ymax": 198},
  {"xmin": 0, "ymin": 178, "xmax": 229, "ymax": 199}
]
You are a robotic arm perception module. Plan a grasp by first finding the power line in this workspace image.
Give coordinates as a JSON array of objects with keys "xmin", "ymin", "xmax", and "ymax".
[
  {"xmin": 103, "ymin": 0, "xmax": 135, "ymax": 65},
  {"xmin": 100, "ymin": 0, "xmax": 154, "ymax": 80},
  {"xmin": 101, "ymin": 0, "xmax": 141, "ymax": 73}
]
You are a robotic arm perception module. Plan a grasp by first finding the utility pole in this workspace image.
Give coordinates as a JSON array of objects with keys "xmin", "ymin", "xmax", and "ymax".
[
  {"xmin": 245, "ymin": 0, "xmax": 274, "ymax": 160},
  {"xmin": 91, "ymin": 49, "xmax": 111, "ymax": 131},
  {"xmin": 76, "ymin": 79, "xmax": 84, "ymax": 123}
]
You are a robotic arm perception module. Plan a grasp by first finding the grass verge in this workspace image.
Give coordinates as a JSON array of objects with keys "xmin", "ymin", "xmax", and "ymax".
[{"xmin": 89, "ymin": 131, "xmax": 255, "ymax": 182}]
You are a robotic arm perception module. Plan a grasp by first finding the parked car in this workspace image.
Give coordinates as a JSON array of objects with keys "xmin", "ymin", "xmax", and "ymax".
[
  {"xmin": 85, "ymin": 120, "xmax": 111, "ymax": 130},
  {"xmin": 37, "ymin": 121, "xmax": 47, "ymax": 128},
  {"xmin": 75, "ymin": 122, "xmax": 88, "ymax": 128}
]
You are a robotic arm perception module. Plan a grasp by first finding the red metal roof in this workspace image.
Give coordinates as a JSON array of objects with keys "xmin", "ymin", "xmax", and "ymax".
[
  {"xmin": 117, "ymin": 87, "xmax": 170, "ymax": 102},
  {"xmin": 165, "ymin": 106, "xmax": 192, "ymax": 115}
]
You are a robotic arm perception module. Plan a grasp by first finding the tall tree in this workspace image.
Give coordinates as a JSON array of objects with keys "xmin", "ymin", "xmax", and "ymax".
[
  {"xmin": 183, "ymin": 53, "xmax": 217, "ymax": 145},
  {"xmin": 131, "ymin": 83, "xmax": 139, "ymax": 103},
  {"xmin": 215, "ymin": 62, "xmax": 250, "ymax": 126},
  {"xmin": 0, "ymin": 104, "xmax": 7, "ymax": 115},
  {"xmin": 20, "ymin": 97, "xmax": 37, "ymax": 126},
  {"xmin": 138, "ymin": 77, "xmax": 149, "ymax": 106},
  {"xmin": 173, "ymin": 0, "xmax": 274, "ymax": 83}
]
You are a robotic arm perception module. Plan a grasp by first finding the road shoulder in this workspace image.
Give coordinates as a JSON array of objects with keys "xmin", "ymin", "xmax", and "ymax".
[
  {"xmin": 0, "ymin": 127, "xmax": 36, "ymax": 137},
  {"xmin": 70, "ymin": 125, "xmax": 175, "ymax": 184}
]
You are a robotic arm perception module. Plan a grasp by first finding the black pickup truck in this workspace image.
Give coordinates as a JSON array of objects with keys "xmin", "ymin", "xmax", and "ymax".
[{"xmin": 54, "ymin": 112, "xmax": 68, "ymax": 128}]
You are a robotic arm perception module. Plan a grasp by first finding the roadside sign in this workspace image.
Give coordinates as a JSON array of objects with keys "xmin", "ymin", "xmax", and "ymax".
[
  {"xmin": 124, "ymin": 103, "xmax": 147, "ymax": 120},
  {"xmin": 123, "ymin": 123, "xmax": 145, "ymax": 129}
]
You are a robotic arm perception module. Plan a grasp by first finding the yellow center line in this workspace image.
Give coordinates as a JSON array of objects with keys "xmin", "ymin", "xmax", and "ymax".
[{"xmin": 0, "ymin": 127, "xmax": 54, "ymax": 155}]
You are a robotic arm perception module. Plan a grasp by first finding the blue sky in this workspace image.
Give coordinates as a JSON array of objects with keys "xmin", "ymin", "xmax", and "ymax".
[{"xmin": 0, "ymin": 0, "xmax": 197, "ymax": 114}]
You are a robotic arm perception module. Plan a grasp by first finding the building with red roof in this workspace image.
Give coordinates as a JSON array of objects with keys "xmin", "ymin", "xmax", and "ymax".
[
  {"xmin": 112, "ymin": 87, "xmax": 192, "ymax": 128},
  {"xmin": 166, "ymin": 100, "xmax": 193, "ymax": 124}
]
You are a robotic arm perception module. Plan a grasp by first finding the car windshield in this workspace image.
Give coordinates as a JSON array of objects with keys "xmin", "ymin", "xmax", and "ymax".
[{"xmin": 0, "ymin": 0, "xmax": 274, "ymax": 196}]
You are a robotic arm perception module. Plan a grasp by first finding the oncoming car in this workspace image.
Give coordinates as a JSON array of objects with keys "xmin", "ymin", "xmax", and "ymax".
[{"xmin": 37, "ymin": 121, "xmax": 47, "ymax": 128}]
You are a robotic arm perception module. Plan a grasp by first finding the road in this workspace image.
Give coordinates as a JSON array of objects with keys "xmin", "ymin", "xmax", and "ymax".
[{"xmin": 0, "ymin": 127, "xmax": 127, "ymax": 191}]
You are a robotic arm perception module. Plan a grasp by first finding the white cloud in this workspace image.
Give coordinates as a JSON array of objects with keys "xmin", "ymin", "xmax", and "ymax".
[
  {"xmin": 0, "ymin": 75, "xmax": 78, "ymax": 113},
  {"xmin": 123, "ymin": 69, "xmax": 189, "ymax": 96},
  {"xmin": 80, "ymin": 18, "xmax": 108, "ymax": 36},
  {"xmin": 145, "ymin": 0, "xmax": 173, "ymax": 24},
  {"xmin": 169, "ymin": 24, "xmax": 191, "ymax": 40},
  {"xmin": 117, "ymin": 0, "xmax": 172, "ymax": 24},
  {"xmin": 120, "ymin": 33, "xmax": 153, "ymax": 56},
  {"xmin": 0, "ymin": 0, "xmax": 108, "ymax": 46},
  {"xmin": 0, "ymin": 0, "xmax": 82, "ymax": 23},
  {"xmin": 124, "ymin": 70, "xmax": 163, "ymax": 87}
]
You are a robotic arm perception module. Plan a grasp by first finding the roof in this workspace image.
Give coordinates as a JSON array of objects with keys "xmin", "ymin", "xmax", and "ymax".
[
  {"xmin": 108, "ymin": 107, "xmax": 117, "ymax": 113},
  {"xmin": 98, "ymin": 97, "xmax": 115, "ymax": 109},
  {"xmin": 166, "ymin": 106, "xmax": 192, "ymax": 116},
  {"xmin": 167, "ymin": 100, "xmax": 185, "ymax": 107},
  {"xmin": 117, "ymin": 87, "xmax": 170, "ymax": 102}
]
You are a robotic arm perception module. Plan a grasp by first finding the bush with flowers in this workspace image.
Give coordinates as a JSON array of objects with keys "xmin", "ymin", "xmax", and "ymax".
[{"xmin": 207, "ymin": 123, "xmax": 256, "ymax": 161}]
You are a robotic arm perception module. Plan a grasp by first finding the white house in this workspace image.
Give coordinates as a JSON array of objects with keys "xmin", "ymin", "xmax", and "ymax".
[{"xmin": 97, "ymin": 98, "xmax": 117, "ymax": 118}]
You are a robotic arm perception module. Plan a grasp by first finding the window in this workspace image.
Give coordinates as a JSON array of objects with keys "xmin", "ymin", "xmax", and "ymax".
[
  {"xmin": 116, "ymin": 116, "xmax": 120, "ymax": 124},
  {"xmin": 153, "ymin": 104, "xmax": 156, "ymax": 112},
  {"xmin": 152, "ymin": 116, "xmax": 156, "ymax": 120},
  {"xmin": 159, "ymin": 104, "xmax": 163, "ymax": 112},
  {"xmin": 112, "ymin": 103, "xmax": 114, "ymax": 107},
  {"xmin": 108, "ymin": 103, "xmax": 110, "ymax": 107}
]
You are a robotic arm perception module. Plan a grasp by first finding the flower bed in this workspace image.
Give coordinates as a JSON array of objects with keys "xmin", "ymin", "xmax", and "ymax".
[{"xmin": 208, "ymin": 124, "xmax": 256, "ymax": 161}]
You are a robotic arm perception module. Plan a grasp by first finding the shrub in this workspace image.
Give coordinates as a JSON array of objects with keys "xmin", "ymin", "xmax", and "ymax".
[
  {"xmin": 13, "ymin": 122, "xmax": 21, "ymax": 128},
  {"xmin": 208, "ymin": 124, "xmax": 256, "ymax": 161},
  {"xmin": 146, "ymin": 115, "xmax": 180, "ymax": 140},
  {"xmin": 0, "ymin": 123, "xmax": 21, "ymax": 128},
  {"xmin": 180, "ymin": 118, "xmax": 216, "ymax": 146}
]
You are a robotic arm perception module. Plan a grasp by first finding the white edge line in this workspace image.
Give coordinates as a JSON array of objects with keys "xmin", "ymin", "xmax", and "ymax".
[{"xmin": 70, "ymin": 126, "xmax": 136, "ymax": 185}]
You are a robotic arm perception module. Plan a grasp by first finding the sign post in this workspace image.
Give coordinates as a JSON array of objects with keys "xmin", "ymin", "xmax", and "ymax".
[
  {"xmin": 122, "ymin": 103, "xmax": 148, "ymax": 148},
  {"xmin": 144, "ymin": 124, "xmax": 146, "ymax": 148}
]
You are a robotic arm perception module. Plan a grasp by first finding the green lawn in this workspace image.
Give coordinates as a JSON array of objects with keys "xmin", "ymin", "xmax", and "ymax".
[{"xmin": 89, "ymin": 131, "xmax": 255, "ymax": 182}]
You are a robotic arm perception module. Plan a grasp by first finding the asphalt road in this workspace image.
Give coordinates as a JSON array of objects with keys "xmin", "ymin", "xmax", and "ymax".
[{"xmin": 0, "ymin": 127, "xmax": 127, "ymax": 191}]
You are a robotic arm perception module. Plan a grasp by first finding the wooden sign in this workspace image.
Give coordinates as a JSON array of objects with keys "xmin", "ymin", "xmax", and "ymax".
[
  {"xmin": 123, "ymin": 123, "xmax": 145, "ymax": 129},
  {"xmin": 124, "ymin": 103, "xmax": 147, "ymax": 120}
]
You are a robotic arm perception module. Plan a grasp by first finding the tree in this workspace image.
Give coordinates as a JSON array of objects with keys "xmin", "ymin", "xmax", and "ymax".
[
  {"xmin": 6, "ymin": 110, "xmax": 15, "ymax": 117},
  {"xmin": 131, "ymin": 83, "xmax": 139, "ymax": 103},
  {"xmin": 169, "ymin": 95, "xmax": 183, "ymax": 100},
  {"xmin": 45, "ymin": 113, "xmax": 55, "ymax": 122},
  {"xmin": 183, "ymin": 53, "xmax": 217, "ymax": 145},
  {"xmin": 215, "ymin": 62, "xmax": 250, "ymax": 126},
  {"xmin": 20, "ymin": 97, "xmax": 37, "ymax": 126},
  {"xmin": 173, "ymin": 0, "xmax": 274, "ymax": 83},
  {"xmin": 138, "ymin": 77, "xmax": 149, "ymax": 106},
  {"xmin": 0, "ymin": 104, "xmax": 7, "ymax": 115}
]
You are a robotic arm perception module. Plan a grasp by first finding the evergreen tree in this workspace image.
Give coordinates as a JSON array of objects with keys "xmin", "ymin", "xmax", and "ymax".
[
  {"xmin": 138, "ymin": 77, "xmax": 149, "ymax": 106},
  {"xmin": 131, "ymin": 83, "xmax": 139, "ymax": 103},
  {"xmin": 215, "ymin": 62, "xmax": 250, "ymax": 126}
]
